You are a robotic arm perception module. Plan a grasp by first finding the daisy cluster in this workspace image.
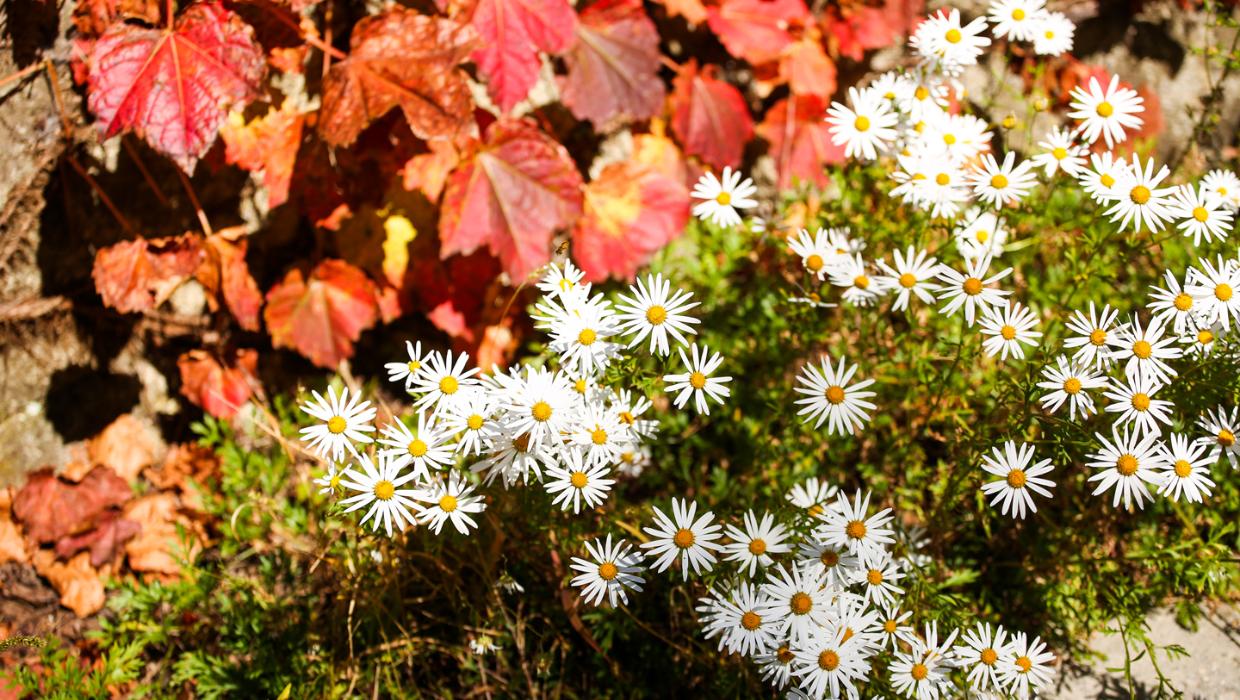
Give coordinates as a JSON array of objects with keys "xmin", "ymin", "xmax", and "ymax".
[{"xmin": 298, "ymin": 263, "xmax": 734, "ymax": 537}]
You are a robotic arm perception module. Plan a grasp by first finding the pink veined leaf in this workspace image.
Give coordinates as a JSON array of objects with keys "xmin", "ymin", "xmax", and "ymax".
[
  {"xmin": 560, "ymin": 0, "xmax": 665, "ymax": 129},
  {"xmin": 706, "ymin": 0, "xmax": 809, "ymax": 65},
  {"xmin": 670, "ymin": 61, "xmax": 755, "ymax": 170},
  {"xmin": 469, "ymin": 0, "xmax": 577, "ymax": 112}
]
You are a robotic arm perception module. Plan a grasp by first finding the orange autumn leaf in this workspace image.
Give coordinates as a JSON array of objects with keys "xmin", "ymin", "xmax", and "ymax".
[
  {"xmin": 92, "ymin": 233, "xmax": 205, "ymax": 313},
  {"xmin": 177, "ymin": 348, "xmax": 258, "ymax": 419},
  {"xmin": 89, "ymin": 414, "xmax": 164, "ymax": 483},
  {"xmin": 123, "ymin": 492, "xmax": 202, "ymax": 576},
  {"xmin": 220, "ymin": 102, "xmax": 305, "ymax": 208},
  {"xmin": 32, "ymin": 550, "xmax": 106, "ymax": 617},
  {"xmin": 264, "ymin": 259, "xmax": 380, "ymax": 368},
  {"xmin": 195, "ymin": 227, "xmax": 263, "ymax": 331}
]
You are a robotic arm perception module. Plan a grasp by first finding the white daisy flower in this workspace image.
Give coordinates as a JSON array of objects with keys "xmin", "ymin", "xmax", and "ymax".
[
  {"xmin": 788, "ymin": 227, "xmax": 840, "ymax": 280},
  {"xmin": 663, "ymin": 343, "xmax": 733, "ymax": 415},
  {"xmin": 640, "ymin": 497, "xmax": 724, "ymax": 579},
  {"xmin": 1201, "ymin": 169, "xmax": 1240, "ymax": 209},
  {"xmin": 567, "ymin": 400, "xmax": 629, "ymax": 468},
  {"xmin": 502, "ymin": 366, "xmax": 578, "ymax": 450},
  {"xmin": 819, "ymin": 490, "xmax": 895, "ymax": 566},
  {"xmin": 722, "ymin": 510, "xmax": 792, "ymax": 577},
  {"xmin": 1078, "ymin": 151, "xmax": 1125, "ymax": 203},
  {"xmin": 828, "ymin": 253, "xmax": 889, "ymax": 307},
  {"xmin": 1030, "ymin": 127, "xmax": 1087, "ymax": 178},
  {"xmin": 569, "ymin": 535, "xmax": 644, "ymax": 607},
  {"xmin": 1105, "ymin": 155, "xmax": 1176, "ymax": 232},
  {"xmin": 791, "ymin": 629, "xmax": 870, "ymax": 700},
  {"xmin": 1036, "ymin": 355, "xmax": 1108, "ymax": 420},
  {"xmin": 878, "ymin": 605, "xmax": 918, "ymax": 652},
  {"xmin": 337, "ymin": 453, "xmax": 419, "ymax": 537},
  {"xmin": 917, "ymin": 164, "xmax": 971, "ymax": 219},
  {"xmin": 616, "ymin": 444, "xmax": 652, "ymax": 478},
  {"xmin": 614, "ymin": 273, "xmax": 700, "ymax": 357},
  {"xmin": 1106, "ymin": 315, "xmax": 1182, "ymax": 384},
  {"xmin": 987, "ymin": 0, "xmax": 1047, "ymax": 41},
  {"xmin": 384, "ymin": 340, "xmax": 430, "ymax": 390},
  {"xmin": 956, "ymin": 622, "xmax": 1012, "ymax": 693},
  {"xmin": 1086, "ymin": 427, "xmax": 1167, "ymax": 510},
  {"xmin": 896, "ymin": 72, "xmax": 949, "ymax": 122},
  {"xmin": 921, "ymin": 111, "xmax": 992, "ymax": 166},
  {"xmin": 1063, "ymin": 302, "xmax": 1121, "ymax": 369},
  {"xmin": 1033, "ymin": 11, "xmax": 1075, "ymax": 55},
  {"xmin": 536, "ymin": 259, "xmax": 588, "ymax": 299},
  {"xmin": 1156, "ymin": 433, "xmax": 1216, "ymax": 503},
  {"xmin": 878, "ymin": 246, "xmax": 940, "ymax": 311},
  {"xmin": 827, "ymin": 86, "xmax": 899, "ymax": 161},
  {"xmin": 544, "ymin": 449, "xmax": 614, "ymax": 514},
  {"xmin": 851, "ymin": 554, "xmax": 904, "ymax": 607},
  {"xmin": 1196, "ymin": 405, "xmax": 1238, "ymax": 468},
  {"xmin": 711, "ymin": 582, "xmax": 780, "ymax": 657},
  {"xmin": 314, "ymin": 463, "xmax": 344, "ymax": 496},
  {"xmin": 439, "ymin": 390, "xmax": 499, "ymax": 457},
  {"xmin": 934, "ymin": 253, "xmax": 1013, "ymax": 326},
  {"xmin": 299, "ymin": 385, "xmax": 376, "ymax": 461},
  {"xmin": 414, "ymin": 472, "xmax": 486, "ymax": 535},
  {"xmin": 996, "ymin": 632, "xmax": 1055, "ymax": 700},
  {"xmin": 979, "ymin": 301, "xmax": 1042, "ymax": 360},
  {"xmin": 1187, "ymin": 254, "xmax": 1240, "ymax": 330},
  {"xmin": 471, "ymin": 425, "xmax": 558, "ymax": 488},
  {"xmin": 954, "ymin": 210, "xmax": 1009, "ymax": 260},
  {"xmin": 410, "ymin": 350, "xmax": 480, "ymax": 413},
  {"xmin": 786, "ymin": 477, "xmax": 841, "ymax": 520},
  {"xmin": 1103, "ymin": 370, "xmax": 1174, "ymax": 435},
  {"xmin": 377, "ymin": 411, "xmax": 455, "ymax": 482},
  {"xmin": 796, "ymin": 536, "xmax": 860, "ymax": 588},
  {"xmin": 756, "ymin": 643, "xmax": 797, "ymax": 690},
  {"xmin": 1068, "ymin": 74, "xmax": 1144, "ymax": 148},
  {"xmin": 911, "ymin": 8, "xmax": 991, "ymax": 74},
  {"xmin": 969, "ymin": 152, "xmax": 1037, "ymax": 208},
  {"xmin": 1147, "ymin": 268, "xmax": 1202, "ymax": 335},
  {"xmin": 757, "ymin": 564, "xmax": 834, "ymax": 644},
  {"xmin": 1180, "ymin": 321, "xmax": 1221, "ymax": 357},
  {"xmin": 793, "ymin": 354, "xmax": 878, "ymax": 435},
  {"xmin": 980, "ymin": 441, "xmax": 1055, "ymax": 519},
  {"xmin": 691, "ymin": 166, "xmax": 757, "ymax": 228},
  {"xmin": 548, "ymin": 295, "xmax": 621, "ymax": 375},
  {"xmin": 1169, "ymin": 184, "xmax": 1233, "ymax": 245},
  {"xmin": 611, "ymin": 387, "xmax": 658, "ymax": 440},
  {"xmin": 890, "ymin": 641, "xmax": 956, "ymax": 700}
]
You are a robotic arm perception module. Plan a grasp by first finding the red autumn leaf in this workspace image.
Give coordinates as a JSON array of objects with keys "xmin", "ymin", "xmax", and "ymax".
[
  {"xmin": 670, "ymin": 61, "xmax": 754, "ymax": 170},
  {"xmin": 401, "ymin": 138, "xmax": 469, "ymax": 202},
  {"xmin": 13, "ymin": 467, "xmax": 132, "ymax": 545},
  {"xmin": 440, "ymin": 119, "xmax": 584, "ymax": 281},
  {"xmin": 92, "ymin": 233, "xmax": 205, "ymax": 313},
  {"xmin": 177, "ymin": 348, "xmax": 258, "ymax": 418},
  {"xmin": 757, "ymin": 93, "xmax": 845, "ymax": 188},
  {"xmin": 86, "ymin": 2, "xmax": 266, "ymax": 173},
  {"xmin": 706, "ymin": 0, "xmax": 809, "ymax": 65},
  {"xmin": 560, "ymin": 0, "xmax": 665, "ymax": 129},
  {"xmin": 572, "ymin": 161, "xmax": 690, "ymax": 282},
  {"xmin": 264, "ymin": 259, "xmax": 379, "ymax": 368},
  {"xmin": 469, "ymin": 0, "xmax": 577, "ymax": 113},
  {"xmin": 54, "ymin": 512, "xmax": 141, "ymax": 567},
  {"xmin": 780, "ymin": 37, "xmax": 836, "ymax": 100},
  {"xmin": 408, "ymin": 252, "xmax": 502, "ymax": 340},
  {"xmin": 219, "ymin": 102, "xmax": 305, "ymax": 208},
  {"xmin": 73, "ymin": 0, "xmax": 161, "ymax": 37},
  {"xmin": 319, "ymin": 8, "xmax": 478, "ymax": 147},
  {"xmin": 195, "ymin": 227, "xmax": 263, "ymax": 330}
]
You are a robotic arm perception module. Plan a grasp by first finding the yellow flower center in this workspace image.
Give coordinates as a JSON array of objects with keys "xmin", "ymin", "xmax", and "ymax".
[
  {"xmin": 975, "ymin": 229, "xmax": 990, "ymax": 243},
  {"xmin": 1063, "ymin": 377, "xmax": 1082, "ymax": 394},
  {"xmin": 1052, "ymin": 147, "xmax": 1068, "ymax": 161},
  {"xmin": 854, "ymin": 115, "xmax": 871, "ymax": 132},
  {"xmin": 467, "ymin": 414, "xmax": 484, "ymax": 430},
  {"xmin": 945, "ymin": 27, "xmax": 962, "ymax": 43},
  {"xmin": 845, "ymin": 520, "xmax": 867, "ymax": 540},
  {"xmin": 748, "ymin": 538, "xmax": 767, "ymax": 555},
  {"xmin": 619, "ymin": 411, "xmax": 635, "ymax": 425},
  {"xmin": 866, "ymin": 569, "xmax": 883, "ymax": 585},
  {"xmin": 1045, "ymin": 29, "xmax": 1055, "ymax": 38},
  {"xmin": 715, "ymin": 192, "xmax": 731, "ymax": 205},
  {"xmin": 1131, "ymin": 393, "xmax": 1151, "ymax": 411},
  {"xmin": 1090, "ymin": 328, "xmax": 1107, "ymax": 345},
  {"xmin": 373, "ymin": 480, "xmax": 395, "ymax": 501},
  {"xmin": 777, "ymin": 645, "xmax": 794, "ymax": 664},
  {"xmin": 1001, "ymin": 114, "xmax": 1018, "ymax": 129},
  {"xmin": 935, "ymin": 173, "xmax": 950, "ymax": 186},
  {"xmin": 1016, "ymin": 656, "xmax": 1033, "ymax": 673},
  {"xmin": 1000, "ymin": 325, "xmax": 1017, "ymax": 340},
  {"xmin": 531, "ymin": 401, "xmax": 553, "ymax": 422},
  {"xmin": 327, "ymin": 416, "xmax": 347, "ymax": 434},
  {"xmin": 620, "ymin": 451, "xmax": 634, "ymax": 463},
  {"xmin": 1174, "ymin": 460, "xmax": 1193, "ymax": 478},
  {"xmin": 1198, "ymin": 329, "xmax": 1215, "ymax": 345},
  {"xmin": 1132, "ymin": 340, "xmax": 1153, "ymax": 359},
  {"xmin": 646, "ymin": 305, "xmax": 668, "ymax": 324},
  {"xmin": 899, "ymin": 272, "xmax": 917, "ymax": 288},
  {"xmin": 673, "ymin": 528, "xmax": 695, "ymax": 548},
  {"xmin": 741, "ymin": 611, "xmax": 762, "ymax": 630},
  {"xmin": 790, "ymin": 591, "xmax": 813, "ymax": 615},
  {"xmin": 598, "ymin": 561, "xmax": 619, "ymax": 580},
  {"xmin": 408, "ymin": 439, "xmax": 428, "ymax": 457},
  {"xmin": 883, "ymin": 619, "xmax": 898, "ymax": 633},
  {"xmin": 991, "ymin": 174, "xmax": 1009, "ymax": 189},
  {"xmin": 1116, "ymin": 454, "xmax": 1139, "ymax": 476},
  {"xmin": 439, "ymin": 376, "xmax": 459, "ymax": 395},
  {"xmin": 1096, "ymin": 101, "xmax": 1114, "ymax": 117},
  {"xmin": 911, "ymin": 663, "xmax": 929, "ymax": 681},
  {"xmin": 825, "ymin": 385, "xmax": 846, "ymax": 404},
  {"xmin": 806, "ymin": 254, "xmax": 825, "ymax": 271},
  {"xmin": 569, "ymin": 471, "xmax": 589, "ymax": 489},
  {"xmin": 439, "ymin": 494, "xmax": 458, "ymax": 512},
  {"xmin": 689, "ymin": 371, "xmax": 708, "ymax": 389},
  {"xmin": 1215, "ymin": 284, "xmax": 1233, "ymax": 301},
  {"xmin": 1100, "ymin": 173, "xmax": 1116, "ymax": 188},
  {"xmin": 1218, "ymin": 429, "xmax": 1235, "ymax": 447},
  {"xmin": 590, "ymin": 428, "xmax": 608, "ymax": 445},
  {"xmin": 807, "ymin": 503, "xmax": 825, "ymax": 518},
  {"xmin": 1193, "ymin": 206, "xmax": 1209, "ymax": 222},
  {"xmin": 1012, "ymin": 8, "xmax": 1026, "ymax": 19},
  {"xmin": 914, "ymin": 86, "xmax": 930, "ymax": 101},
  {"xmin": 574, "ymin": 379, "xmax": 587, "ymax": 394},
  {"xmin": 578, "ymin": 328, "xmax": 597, "ymax": 346},
  {"xmin": 854, "ymin": 275, "xmax": 870, "ymax": 289},
  {"xmin": 1130, "ymin": 185, "xmax": 1151, "ymax": 204},
  {"xmin": 818, "ymin": 650, "xmax": 840, "ymax": 671},
  {"xmin": 1007, "ymin": 469, "xmax": 1027, "ymax": 488},
  {"xmin": 981, "ymin": 648, "xmax": 998, "ymax": 665},
  {"xmin": 962, "ymin": 277, "xmax": 984, "ymax": 296},
  {"xmin": 406, "ymin": 360, "xmax": 421, "ymax": 373},
  {"xmin": 820, "ymin": 549, "xmax": 839, "ymax": 566},
  {"xmin": 1174, "ymin": 293, "xmax": 1194, "ymax": 311}
]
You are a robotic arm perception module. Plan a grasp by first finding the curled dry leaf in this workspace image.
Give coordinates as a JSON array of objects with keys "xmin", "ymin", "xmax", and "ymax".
[
  {"xmin": 32, "ymin": 550, "xmax": 106, "ymax": 617},
  {"xmin": 319, "ymin": 8, "xmax": 478, "ymax": 147},
  {"xmin": 0, "ymin": 488, "xmax": 28, "ymax": 565},
  {"xmin": 89, "ymin": 413, "xmax": 165, "ymax": 483},
  {"xmin": 195, "ymin": 227, "xmax": 263, "ymax": 331},
  {"xmin": 560, "ymin": 0, "xmax": 665, "ymax": 130},
  {"xmin": 12, "ymin": 467, "xmax": 132, "ymax": 545},
  {"xmin": 54, "ymin": 512, "xmax": 141, "ymax": 568},
  {"xmin": 123, "ymin": 493, "xmax": 203, "ymax": 576},
  {"xmin": 86, "ymin": 1, "xmax": 266, "ymax": 172},
  {"xmin": 177, "ymin": 348, "xmax": 258, "ymax": 419},
  {"xmin": 92, "ymin": 233, "xmax": 205, "ymax": 314},
  {"xmin": 264, "ymin": 259, "xmax": 380, "ymax": 368}
]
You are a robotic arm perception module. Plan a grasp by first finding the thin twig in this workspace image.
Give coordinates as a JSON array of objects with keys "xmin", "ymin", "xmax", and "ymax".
[
  {"xmin": 65, "ymin": 155, "xmax": 135, "ymax": 235},
  {"xmin": 123, "ymin": 138, "xmax": 171, "ymax": 206},
  {"xmin": 175, "ymin": 167, "xmax": 214, "ymax": 236}
]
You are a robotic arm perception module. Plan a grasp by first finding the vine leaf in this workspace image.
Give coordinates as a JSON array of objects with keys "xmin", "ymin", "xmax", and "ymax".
[
  {"xmin": 469, "ymin": 0, "xmax": 577, "ymax": 112},
  {"xmin": 92, "ymin": 233, "xmax": 205, "ymax": 313},
  {"xmin": 560, "ymin": 0, "xmax": 664, "ymax": 129},
  {"xmin": 670, "ymin": 61, "xmax": 754, "ymax": 169},
  {"xmin": 263, "ymin": 260, "xmax": 379, "ymax": 369}
]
